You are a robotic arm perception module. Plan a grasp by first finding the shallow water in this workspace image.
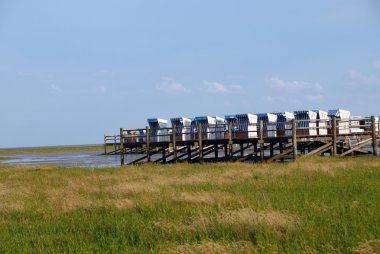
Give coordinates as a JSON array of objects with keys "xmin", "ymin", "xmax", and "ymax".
[
  {"xmin": 0, "ymin": 151, "xmax": 124, "ymax": 168},
  {"xmin": 1, "ymin": 145, "xmax": 377, "ymax": 168},
  {"xmin": 0, "ymin": 149, "xmax": 172, "ymax": 168},
  {"xmin": 0, "ymin": 149, "xmax": 242, "ymax": 168}
]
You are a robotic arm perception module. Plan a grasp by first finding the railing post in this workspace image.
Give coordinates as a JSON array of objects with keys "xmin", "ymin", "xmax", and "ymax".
[
  {"xmin": 259, "ymin": 120, "xmax": 264, "ymax": 162},
  {"xmin": 120, "ymin": 129, "xmax": 125, "ymax": 166},
  {"xmin": 146, "ymin": 126, "xmax": 151, "ymax": 162},
  {"xmin": 114, "ymin": 136, "xmax": 117, "ymax": 154},
  {"xmin": 332, "ymin": 116, "xmax": 337, "ymax": 157},
  {"xmin": 378, "ymin": 119, "xmax": 380, "ymax": 146},
  {"xmin": 104, "ymin": 134, "xmax": 107, "ymax": 155},
  {"xmin": 172, "ymin": 124, "xmax": 177, "ymax": 163},
  {"xmin": 198, "ymin": 122, "xmax": 203, "ymax": 164},
  {"xmin": 292, "ymin": 119, "xmax": 297, "ymax": 161},
  {"xmin": 371, "ymin": 116, "xmax": 378, "ymax": 156},
  {"xmin": 228, "ymin": 122, "xmax": 233, "ymax": 161}
]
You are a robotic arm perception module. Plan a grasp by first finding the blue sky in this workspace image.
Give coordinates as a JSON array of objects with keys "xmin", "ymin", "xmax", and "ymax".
[{"xmin": 1, "ymin": 0, "xmax": 380, "ymax": 148}]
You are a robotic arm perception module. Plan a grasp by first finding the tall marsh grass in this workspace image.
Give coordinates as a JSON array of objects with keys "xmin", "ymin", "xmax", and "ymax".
[{"xmin": 0, "ymin": 157, "xmax": 380, "ymax": 253}]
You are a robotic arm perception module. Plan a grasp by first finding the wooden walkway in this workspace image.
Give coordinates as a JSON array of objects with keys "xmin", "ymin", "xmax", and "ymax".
[{"xmin": 104, "ymin": 116, "xmax": 379, "ymax": 166}]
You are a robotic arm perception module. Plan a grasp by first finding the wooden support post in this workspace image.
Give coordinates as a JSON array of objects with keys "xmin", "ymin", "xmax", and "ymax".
[
  {"xmin": 378, "ymin": 119, "xmax": 380, "ymax": 146},
  {"xmin": 120, "ymin": 129, "xmax": 125, "ymax": 166},
  {"xmin": 198, "ymin": 122, "xmax": 204, "ymax": 164},
  {"xmin": 372, "ymin": 116, "xmax": 378, "ymax": 156},
  {"xmin": 292, "ymin": 119, "xmax": 297, "ymax": 161},
  {"xmin": 270, "ymin": 143, "xmax": 274, "ymax": 157},
  {"xmin": 267, "ymin": 147, "xmax": 294, "ymax": 162},
  {"xmin": 347, "ymin": 139, "xmax": 353, "ymax": 156},
  {"xmin": 224, "ymin": 143, "xmax": 228, "ymax": 160},
  {"xmin": 260, "ymin": 120, "xmax": 264, "ymax": 162},
  {"xmin": 114, "ymin": 136, "xmax": 117, "ymax": 154},
  {"xmin": 214, "ymin": 144, "xmax": 219, "ymax": 161},
  {"xmin": 104, "ymin": 135, "xmax": 107, "ymax": 155},
  {"xmin": 279, "ymin": 141, "xmax": 283, "ymax": 153},
  {"xmin": 228, "ymin": 122, "xmax": 233, "ymax": 161},
  {"xmin": 304, "ymin": 142, "xmax": 332, "ymax": 157},
  {"xmin": 340, "ymin": 138, "xmax": 372, "ymax": 157},
  {"xmin": 332, "ymin": 116, "xmax": 337, "ymax": 157},
  {"xmin": 253, "ymin": 142, "xmax": 258, "ymax": 161},
  {"xmin": 162, "ymin": 147, "xmax": 166, "ymax": 163},
  {"xmin": 172, "ymin": 124, "xmax": 177, "ymax": 163},
  {"xmin": 146, "ymin": 126, "xmax": 151, "ymax": 162},
  {"xmin": 187, "ymin": 145, "xmax": 191, "ymax": 163},
  {"xmin": 240, "ymin": 143, "xmax": 244, "ymax": 158},
  {"xmin": 339, "ymin": 141, "xmax": 344, "ymax": 155}
]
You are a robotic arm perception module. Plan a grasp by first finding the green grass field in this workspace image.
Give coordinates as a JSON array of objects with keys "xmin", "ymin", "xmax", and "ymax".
[{"xmin": 1, "ymin": 158, "xmax": 380, "ymax": 253}]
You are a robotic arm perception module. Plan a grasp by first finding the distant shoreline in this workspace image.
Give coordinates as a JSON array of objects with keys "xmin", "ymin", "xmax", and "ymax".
[{"xmin": 0, "ymin": 144, "xmax": 104, "ymax": 155}]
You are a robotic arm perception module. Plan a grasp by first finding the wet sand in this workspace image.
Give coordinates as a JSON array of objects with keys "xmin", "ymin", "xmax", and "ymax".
[{"xmin": 0, "ymin": 150, "xmax": 122, "ymax": 168}]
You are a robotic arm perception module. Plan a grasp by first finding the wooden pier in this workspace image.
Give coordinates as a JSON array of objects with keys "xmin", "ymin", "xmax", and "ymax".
[
  {"xmin": 104, "ymin": 135, "xmax": 144, "ymax": 155},
  {"xmin": 104, "ymin": 116, "xmax": 380, "ymax": 166}
]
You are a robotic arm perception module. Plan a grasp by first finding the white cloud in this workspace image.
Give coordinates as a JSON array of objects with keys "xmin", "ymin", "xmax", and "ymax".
[
  {"xmin": 263, "ymin": 77, "xmax": 325, "ymax": 106},
  {"xmin": 200, "ymin": 81, "xmax": 242, "ymax": 94},
  {"xmin": 265, "ymin": 94, "xmax": 324, "ymax": 107},
  {"xmin": 349, "ymin": 70, "xmax": 380, "ymax": 85},
  {"xmin": 95, "ymin": 85, "xmax": 106, "ymax": 93},
  {"xmin": 156, "ymin": 79, "xmax": 191, "ymax": 94},
  {"xmin": 201, "ymin": 81, "xmax": 227, "ymax": 93},
  {"xmin": 304, "ymin": 94, "xmax": 325, "ymax": 102},
  {"xmin": 266, "ymin": 77, "xmax": 322, "ymax": 91},
  {"xmin": 49, "ymin": 84, "xmax": 62, "ymax": 93},
  {"xmin": 229, "ymin": 84, "xmax": 243, "ymax": 91}
]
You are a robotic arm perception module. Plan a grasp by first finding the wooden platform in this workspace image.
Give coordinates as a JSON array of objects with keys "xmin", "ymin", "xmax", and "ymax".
[{"xmin": 104, "ymin": 116, "xmax": 379, "ymax": 166}]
